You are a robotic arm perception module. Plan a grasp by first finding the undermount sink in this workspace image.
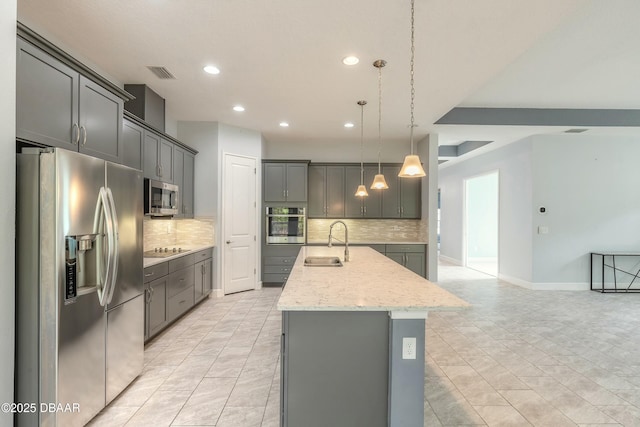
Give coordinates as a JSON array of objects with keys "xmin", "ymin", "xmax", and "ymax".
[{"xmin": 304, "ymin": 256, "xmax": 343, "ymax": 267}]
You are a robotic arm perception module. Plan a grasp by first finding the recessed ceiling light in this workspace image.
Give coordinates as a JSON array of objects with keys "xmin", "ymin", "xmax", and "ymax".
[
  {"xmin": 233, "ymin": 105, "xmax": 245, "ymax": 112},
  {"xmin": 203, "ymin": 65, "xmax": 220, "ymax": 75},
  {"xmin": 344, "ymin": 122, "xmax": 355, "ymax": 128},
  {"xmin": 279, "ymin": 122, "xmax": 289, "ymax": 127},
  {"xmin": 342, "ymin": 56, "xmax": 359, "ymax": 66}
]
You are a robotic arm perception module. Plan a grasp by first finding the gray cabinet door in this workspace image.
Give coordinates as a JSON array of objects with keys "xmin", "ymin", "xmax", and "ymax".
[
  {"xmin": 363, "ymin": 166, "xmax": 383, "ymax": 218},
  {"xmin": 285, "ymin": 163, "xmax": 308, "ymax": 202},
  {"xmin": 386, "ymin": 252, "xmax": 404, "ymax": 267},
  {"xmin": 203, "ymin": 258, "xmax": 213, "ymax": 295},
  {"xmin": 344, "ymin": 166, "xmax": 363, "ymax": 217},
  {"xmin": 308, "ymin": 165, "xmax": 326, "ymax": 217},
  {"xmin": 194, "ymin": 260, "xmax": 205, "ymax": 302},
  {"xmin": 147, "ymin": 276, "xmax": 167, "ymax": 338},
  {"xmin": 159, "ymin": 138, "xmax": 174, "ymax": 183},
  {"xmin": 122, "ymin": 120, "xmax": 143, "ymax": 170},
  {"xmin": 143, "ymin": 132, "xmax": 161, "ymax": 180},
  {"xmin": 264, "ymin": 163, "xmax": 287, "ymax": 202},
  {"xmin": 405, "ymin": 253, "xmax": 426, "ymax": 277},
  {"xmin": 326, "ymin": 166, "xmax": 345, "ymax": 217},
  {"xmin": 381, "ymin": 166, "xmax": 401, "ymax": 218},
  {"xmin": 78, "ymin": 76, "xmax": 123, "ymax": 164},
  {"xmin": 400, "ymin": 176, "xmax": 421, "ymax": 219},
  {"xmin": 173, "ymin": 147, "xmax": 185, "ymax": 217},
  {"xmin": 16, "ymin": 38, "xmax": 79, "ymax": 150},
  {"xmin": 183, "ymin": 152, "xmax": 195, "ymax": 218}
]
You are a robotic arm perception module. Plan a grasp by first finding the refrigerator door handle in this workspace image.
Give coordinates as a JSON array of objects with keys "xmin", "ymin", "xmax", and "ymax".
[
  {"xmin": 94, "ymin": 187, "xmax": 116, "ymax": 306},
  {"xmin": 104, "ymin": 187, "xmax": 120, "ymax": 305}
]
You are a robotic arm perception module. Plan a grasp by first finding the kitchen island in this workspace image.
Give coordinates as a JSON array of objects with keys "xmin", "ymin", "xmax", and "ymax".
[{"xmin": 277, "ymin": 246, "xmax": 469, "ymax": 427}]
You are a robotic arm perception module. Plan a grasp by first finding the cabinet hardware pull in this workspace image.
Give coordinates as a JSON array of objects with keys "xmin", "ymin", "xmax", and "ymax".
[
  {"xmin": 80, "ymin": 126, "xmax": 87, "ymax": 146},
  {"xmin": 364, "ymin": 206, "xmax": 367, "ymax": 214},
  {"xmin": 72, "ymin": 123, "xmax": 80, "ymax": 144},
  {"xmin": 179, "ymin": 300, "xmax": 186, "ymax": 304},
  {"xmin": 144, "ymin": 272, "xmax": 154, "ymax": 277},
  {"xmin": 179, "ymin": 278, "xmax": 185, "ymax": 282}
]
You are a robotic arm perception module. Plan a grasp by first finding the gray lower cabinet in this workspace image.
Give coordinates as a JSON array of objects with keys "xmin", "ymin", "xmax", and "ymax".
[
  {"xmin": 262, "ymin": 246, "xmax": 301, "ymax": 284},
  {"xmin": 173, "ymin": 147, "xmax": 195, "ymax": 218},
  {"xmin": 143, "ymin": 248, "xmax": 214, "ymax": 342},
  {"xmin": 17, "ymin": 38, "xmax": 124, "ymax": 163},
  {"xmin": 384, "ymin": 244, "xmax": 426, "ymax": 277},
  {"xmin": 308, "ymin": 165, "xmax": 345, "ymax": 218},
  {"xmin": 143, "ymin": 262, "xmax": 169, "ymax": 341},
  {"xmin": 282, "ymin": 311, "xmax": 389, "ymax": 426},
  {"xmin": 194, "ymin": 248, "xmax": 214, "ymax": 302}
]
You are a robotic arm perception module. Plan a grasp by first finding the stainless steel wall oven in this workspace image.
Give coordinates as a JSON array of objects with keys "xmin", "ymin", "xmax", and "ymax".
[{"xmin": 266, "ymin": 207, "xmax": 306, "ymax": 244}]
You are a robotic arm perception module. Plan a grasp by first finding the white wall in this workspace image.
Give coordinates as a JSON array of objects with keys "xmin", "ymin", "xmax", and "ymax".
[
  {"xmin": 178, "ymin": 122, "xmax": 263, "ymax": 291},
  {"xmin": 531, "ymin": 134, "xmax": 640, "ymax": 285},
  {"xmin": 2, "ymin": 1, "xmax": 16, "ymax": 423},
  {"xmin": 439, "ymin": 139, "xmax": 534, "ymax": 283}
]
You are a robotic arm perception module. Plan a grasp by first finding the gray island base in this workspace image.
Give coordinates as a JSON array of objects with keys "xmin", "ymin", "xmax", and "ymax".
[{"xmin": 277, "ymin": 246, "xmax": 469, "ymax": 427}]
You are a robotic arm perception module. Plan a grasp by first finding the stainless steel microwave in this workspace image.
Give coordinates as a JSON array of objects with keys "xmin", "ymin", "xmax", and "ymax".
[{"xmin": 144, "ymin": 178, "xmax": 179, "ymax": 216}]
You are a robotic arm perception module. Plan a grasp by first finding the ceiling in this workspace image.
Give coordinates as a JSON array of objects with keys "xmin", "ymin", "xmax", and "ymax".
[{"xmin": 17, "ymin": 0, "xmax": 640, "ymax": 164}]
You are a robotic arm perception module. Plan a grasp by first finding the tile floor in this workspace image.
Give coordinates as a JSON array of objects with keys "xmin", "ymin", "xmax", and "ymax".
[{"xmin": 89, "ymin": 262, "xmax": 640, "ymax": 426}]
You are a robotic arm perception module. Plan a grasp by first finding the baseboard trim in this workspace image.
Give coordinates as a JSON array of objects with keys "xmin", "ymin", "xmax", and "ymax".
[
  {"xmin": 498, "ymin": 273, "xmax": 589, "ymax": 291},
  {"xmin": 212, "ymin": 289, "xmax": 224, "ymax": 298},
  {"xmin": 439, "ymin": 255, "xmax": 463, "ymax": 266},
  {"xmin": 256, "ymin": 281, "xmax": 263, "ymax": 290}
]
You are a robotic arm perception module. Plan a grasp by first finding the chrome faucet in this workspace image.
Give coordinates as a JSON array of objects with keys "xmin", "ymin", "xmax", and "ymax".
[{"xmin": 328, "ymin": 220, "xmax": 349, "ymax": 262}]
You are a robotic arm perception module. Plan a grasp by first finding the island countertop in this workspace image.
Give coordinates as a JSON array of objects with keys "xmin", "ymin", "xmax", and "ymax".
[{"xmin": 277, "ymin": 246, "xmax": 469, "ymax": 312}]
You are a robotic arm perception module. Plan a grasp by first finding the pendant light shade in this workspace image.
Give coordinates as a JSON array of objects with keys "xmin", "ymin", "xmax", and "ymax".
[
  {"xmin": 399, "ymin": 0, "xmax": 426, "ymax": 179},
  {"xmin": 398, "ymin": 154, "xmax": 426, "ymax": 177},
  {"xmin": 371, "ymin": 174, "xmax": 389, "ymax": 190},
  {"xmin": 370, "ymin": 59, "xmax": 389, "ymax": 190},
  {"xmin": 355, "ymin": 100, "xmax": 369, "ymax": 197}
]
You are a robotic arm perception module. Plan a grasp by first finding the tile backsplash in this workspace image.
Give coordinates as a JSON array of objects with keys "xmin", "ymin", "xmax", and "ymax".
[
  {"xmin": 144, "ymin": 217, "xmax": 215, "ymax": 250},
  {"xmin": 307, "ymin": 219, "xmax": 428, "ymax": 243}
]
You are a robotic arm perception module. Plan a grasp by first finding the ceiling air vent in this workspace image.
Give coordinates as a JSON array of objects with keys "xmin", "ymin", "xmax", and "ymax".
[
  {"xmin": 564, "ymin": 128, "xmax": 588, "ymax": 133},
  {"xmin": 147, "ymin": 66, "xmax": 176, "ymax": 80}
]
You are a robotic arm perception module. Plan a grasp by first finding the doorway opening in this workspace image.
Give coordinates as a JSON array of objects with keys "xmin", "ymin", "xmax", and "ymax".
[{"xmin": 464, "ymin": 171, "xmax": 498, "ymax": 276}]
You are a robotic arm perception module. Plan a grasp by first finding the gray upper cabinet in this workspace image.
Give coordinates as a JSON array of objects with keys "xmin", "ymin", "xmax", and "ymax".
[
  {"xmin": 77, "ymin": 76, "xmax": 123, "ymax": 163},
  {"xmin": 345, "ymin": 166, "xmax": 382, "ymax": 218},
  {"xmin": 263, "ymin": 162, "xmax": 308, "ymax": 202},
  {"xmin": 17, "ymin": 38, "xmax": 123, "ymax": 163},
  {"xmin": 173, "ymin": 147, "xmax": 195, "ymax": 218},
  {"xmin": 143, "ymin": 133, "xmax": 173, "ymax": 182},
  {"xmin": 308, "ymin": 165, "xmax": 345, "ymax": 218},
  {"xmin": 122, "ymin": 119, "xmax": 144, "ymax": 170},
  {"xmin": 381, "ymin": 165, "xmax": 421, "ymax": 219}
]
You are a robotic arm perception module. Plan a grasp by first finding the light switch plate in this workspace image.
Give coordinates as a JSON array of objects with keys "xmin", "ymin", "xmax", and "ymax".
[{"xmin": 538, "ymin": 226, "xmax": 549, "ymax": 234}]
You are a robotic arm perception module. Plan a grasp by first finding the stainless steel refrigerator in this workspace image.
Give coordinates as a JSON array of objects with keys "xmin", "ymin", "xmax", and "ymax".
[{"xmin": 16, "ymin": 148, "xmax": 144, "ymax": 427}]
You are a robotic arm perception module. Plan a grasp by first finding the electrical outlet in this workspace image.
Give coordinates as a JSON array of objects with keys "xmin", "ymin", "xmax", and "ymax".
[{"xmin": 402, "ymin": 337, "xmax": 416, "ymax": 360}]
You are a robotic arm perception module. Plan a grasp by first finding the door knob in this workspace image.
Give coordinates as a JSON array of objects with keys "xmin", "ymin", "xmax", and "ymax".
[{"xmin": 226, "ymin": 240, "xmax": 232, "ymax": 244}]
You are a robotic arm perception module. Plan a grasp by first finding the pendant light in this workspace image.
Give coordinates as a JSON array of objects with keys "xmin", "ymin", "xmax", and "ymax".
[
  {"xmin": 355, "ymin": 100, "xmax": 369, "ymax": 197},
  {"xmin": 370, "ymin": 59, "xmax": 389, "ymax": 190},
  {"xmin": 398, "ymin": 0, "xmax": 426, "ymax": 178}
]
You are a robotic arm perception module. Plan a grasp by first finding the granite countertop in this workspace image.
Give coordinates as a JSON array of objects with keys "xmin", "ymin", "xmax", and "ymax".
[
  {"xmin": 143, "ymin": 244, "xmax": 215, "ymax": 268},
  {"xmin": 277, "ymin": 246, "xmax": 469, "ymax": 312}
]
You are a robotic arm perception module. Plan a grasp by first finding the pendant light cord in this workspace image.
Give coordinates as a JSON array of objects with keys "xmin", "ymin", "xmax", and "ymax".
[
  {"xmin": 360, "ymin": 102, "xmax": 365, "ymax": 183},
  {"xmin": 377, "ymin": 65, "xmax": 383, "ymax": 174},
  {"xmin": 409, "ymin": 0, "xmax": 416, "ymax": 155}
]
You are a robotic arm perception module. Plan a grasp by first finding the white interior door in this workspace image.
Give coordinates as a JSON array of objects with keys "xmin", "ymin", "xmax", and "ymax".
[{"xmin": 223, "ymin": 154, "xmax": 257, "ymax": 294}]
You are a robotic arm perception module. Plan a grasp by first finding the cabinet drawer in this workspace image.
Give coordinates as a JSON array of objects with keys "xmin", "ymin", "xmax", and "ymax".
[
  {"xmin": 167, "ymin": 286, "xmax": 194, "ymax": 322},
  {"xmin": 264, "ymin": 265, "xmax": 293, "ymax": 274},
  {"xmin": 169, "ymin": 254, "xmax": 195, "ymax": 273},
  {"xmin": 385, "ymin": 244, "xmax": 425, "ymax": 254},
  {"xmin": 263, "ymin": 273, "xmax": 290, "ymax": 284},
  {"xmin": 167, "ymin": 266, "xmax": 195, "ymax": 298},
  {"xmin": 367, "ymin": 244, "xmax": 386, "ymax": 254},
  {"xmin": 193, "ymin": 247, "xmax": 213, "ymax": 261},
  {"xmin": 264, "ymin": 256, "xmax": 297, "ymax": 266},
  {"xmin": 144, "ymin": 262, "xmax": 168, "ymax": 283}
]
